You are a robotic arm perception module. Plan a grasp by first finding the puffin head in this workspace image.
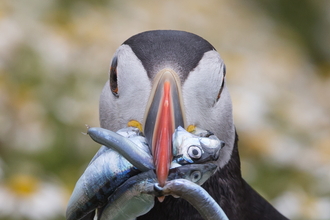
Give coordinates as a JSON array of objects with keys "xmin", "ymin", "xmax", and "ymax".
[{"xmin": 99, "ymin": 30, "xmax": 235, "ymax": 186}]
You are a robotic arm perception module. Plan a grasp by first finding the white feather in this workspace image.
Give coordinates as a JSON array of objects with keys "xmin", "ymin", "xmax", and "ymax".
[
  {"xmin": 182, "ymin": 50, "xmax": 235, "ymax": 168},
  {"xmin": 99, "ymin": 45, "xmax": 151, "ymax": 131},
  {"xmin": 100, "ymin": 47, "xmax": 235, "ymax": 168}
]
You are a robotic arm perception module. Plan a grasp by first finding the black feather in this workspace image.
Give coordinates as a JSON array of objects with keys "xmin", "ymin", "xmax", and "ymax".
[
  {"xmin": 138, "ymin": 132, "xmax": 288, "ymax": 220},
  {"xmin": 123, "ymin": 30, "xmax": 215, "ymax": 82}
]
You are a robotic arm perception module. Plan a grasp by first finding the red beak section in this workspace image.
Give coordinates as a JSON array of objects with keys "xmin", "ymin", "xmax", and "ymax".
[
  {"xmin": 144, "ymin": 69, "xmax": 185, "ymax": 187},
  {"xmin": 153, "ymin": 81, "xmax": 173, "ymax": 186}
]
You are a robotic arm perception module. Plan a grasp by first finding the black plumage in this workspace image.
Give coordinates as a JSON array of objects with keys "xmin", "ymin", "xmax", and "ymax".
[
  {"xmin": 96, "ymin": 30, "xmax": 289, "ymax": 220},
  {"xmin": 138, "ymin": 132, "xmax": 288, "ymax": 220},
  {"xmin": 123, "ymin": 30, "xmax": 215, "ymax": 82}
]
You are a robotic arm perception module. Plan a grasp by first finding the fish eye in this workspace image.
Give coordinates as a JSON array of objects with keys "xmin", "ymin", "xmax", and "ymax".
[
  {"xmin": 109, "ymin": 56, "xmax": 119, "ymax": 97},
  {"xmin": 187, "ymin": 145, "xmax": 202, "ymax": 159},
  {"xmin": 190, "ymin": 170, "xmax": 202, "ymax": 183}
]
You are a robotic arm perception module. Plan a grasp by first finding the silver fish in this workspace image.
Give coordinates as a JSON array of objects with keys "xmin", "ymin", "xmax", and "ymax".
[
  {"xmin": 172, "ymin": 126, "xmax": 225, "ymax": 165},
  {"xmin": 89, "ymin": 126, "xmax": 224, "ymax": 168},
  {"xmin": 156, "ymin": 178, "xmax": 229, "ymax": 220},
  {"xmin": 87, "ymin": 127, "xmax": 154, "ymax": 171},
  {"xmin": 66, "ymin": 127, "xmax": 153, "ymax": 220},
  {"xmin": 67, "ymin": 126, "xmax": 222, "ymax": 220},
  {"xmin": 99, "ymin": 163, "xmax": 217, "ymax": 220},
  {"xmin": 66, "ymin": 148, "xmax": 140, "ymax": 220}
]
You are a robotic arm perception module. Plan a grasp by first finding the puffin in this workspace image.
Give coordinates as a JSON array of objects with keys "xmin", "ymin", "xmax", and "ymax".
[{"xmin": 99, "ymin": 30, "xmax": 288, "ymax": 220}]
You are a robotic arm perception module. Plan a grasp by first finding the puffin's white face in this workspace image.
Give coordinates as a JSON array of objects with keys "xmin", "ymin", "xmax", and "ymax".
[
  {"xmin": 99, "ymin": 31, "xmax": 235, "ymax": 178},
  {"xmin": 181, "ymin": 51, "xmax": 235, "ymax": 168},
  {"xmin": 100, "ymin": 45, "xmax": 151, "ymax": 132}
]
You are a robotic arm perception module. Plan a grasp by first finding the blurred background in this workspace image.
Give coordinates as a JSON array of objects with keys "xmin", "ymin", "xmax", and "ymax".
[{"xmin": 0, "ymin": 0, "xmax": 329, "ymax": 219}]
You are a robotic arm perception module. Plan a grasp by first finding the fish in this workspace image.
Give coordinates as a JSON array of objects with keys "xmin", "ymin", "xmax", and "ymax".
[
  {"xmin": 67, "ymin": 126, "xmax": 222, "ymax": 220},
  {"xmin": 66, "ymin": 127, "xmax": 153, "ymax": 220},
  {"xmin": 172, "ymin": 126, "xmax": 225, "ymax": 165},
  {"xmin": 88, "ymin": 126, "xmax": 224, "ymax": 168},
  {"xmin": 98, "ymin": 163, "xmax": 217, "ymax": 220},
  {"xmin": 87, "ymin": 127, "xmax": 154, "ymax": 171},
  {"xmin": 155, "ymin": 178, "xmax": 229, "ymax": 220},
  {"xmin": 66, "ymin": 148, "xmax": 141, "ymax": 220}
]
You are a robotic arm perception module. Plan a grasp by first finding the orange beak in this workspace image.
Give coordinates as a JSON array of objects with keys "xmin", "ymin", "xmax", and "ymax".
[{"xmin": 144, "ymin": 69, "xmax": 186, "ymax": 187}]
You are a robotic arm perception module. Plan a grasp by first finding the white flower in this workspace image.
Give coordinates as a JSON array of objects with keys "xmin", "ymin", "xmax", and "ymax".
[{"xmin": 0, "ymin": 174, "xmax": 67, "ymax": 220}]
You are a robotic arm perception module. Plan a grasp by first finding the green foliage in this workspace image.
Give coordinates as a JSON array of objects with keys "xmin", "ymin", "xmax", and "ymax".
[{"xmin": 250, "ymin": 0, "xmax": 330, "ymax": 76}]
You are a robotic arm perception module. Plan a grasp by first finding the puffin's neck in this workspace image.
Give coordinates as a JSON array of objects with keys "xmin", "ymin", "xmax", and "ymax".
[
  {"xmin": 202, "ymin": 131, "xmax": 244, "ymax": 219},
  {"xmin": 137, "ymin": 134, "xmax": 241, "ymax": 220},
  {"xmin": 204, "ymin": 132, "xmax": 288, "ymax": 220},
  {"xmin": 138, "ymin": 132, "xmax": 288, "ymax": 220}
]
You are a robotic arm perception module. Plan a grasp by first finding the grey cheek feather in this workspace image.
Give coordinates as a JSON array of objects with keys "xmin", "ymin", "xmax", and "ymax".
[
  {"xmin": 99, "ymin": 45, "xmax": 151, "ymax": 132},
  {"xmin": 99, "ymin": 81, "xmax": 116, "ymax": 131},
  {"xmin": 213, "ymin": 86, "xmax": 236, "ymax": 168},
  {"xmin": 182, "ymin": 51, "xmax": 235, "ymax": 168}
]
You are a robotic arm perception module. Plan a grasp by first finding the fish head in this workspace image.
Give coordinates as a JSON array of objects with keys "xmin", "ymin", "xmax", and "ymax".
[
  {"xmin": 196, "ymin": 136, "xmax": 225, "ymax": 163},
  {"xmin": 168, "ymin": 163, "xmax": 217, "ymax": 185},
  {"xmin": 172, "ymin": 126, "xmax": 225, "ymax": 165}
]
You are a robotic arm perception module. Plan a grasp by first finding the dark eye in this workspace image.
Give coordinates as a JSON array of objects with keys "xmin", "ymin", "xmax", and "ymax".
[
  {"xmin": 109, "ymin": 57, "xmax": 119, "ymax": 97},
  {"xmin": 223, "ymin": 64, "xmax": 226, "ymax": 77},
  {"xmin": 190, "ymin": 170, "xmax": 202, "ymax": 183},
  {"xmin": 216, "ymin": 64, "xmax": 226, "ymax": 101},
  {"xmin": 187, "ymin": 145, "xmax": 202, "ymax": 159}
]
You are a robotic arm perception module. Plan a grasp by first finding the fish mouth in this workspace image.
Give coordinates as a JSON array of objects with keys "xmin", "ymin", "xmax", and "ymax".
[{"xmin": 143, "ymin": 69, "xmax": 186, "ymax": 187}]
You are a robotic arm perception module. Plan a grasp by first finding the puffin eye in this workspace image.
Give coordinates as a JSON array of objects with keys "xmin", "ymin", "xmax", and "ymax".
[
  {"xmin": 223, "ymin": 64, "xmax": 226, "ymax": 77},
  {"xmin": 190, "ymin": 170, "xmax": 202, "ymax": 183},
  {"xmin": 109, "ymin": 57, "xmax": 119, "ymax": 97},
  {"xmin": 216, "ymin": 64, "xmax": 226, "ymax": 101},
  {"xmin": 187, "ymin": 145, "xmax": 202, "ymax": 159}
]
